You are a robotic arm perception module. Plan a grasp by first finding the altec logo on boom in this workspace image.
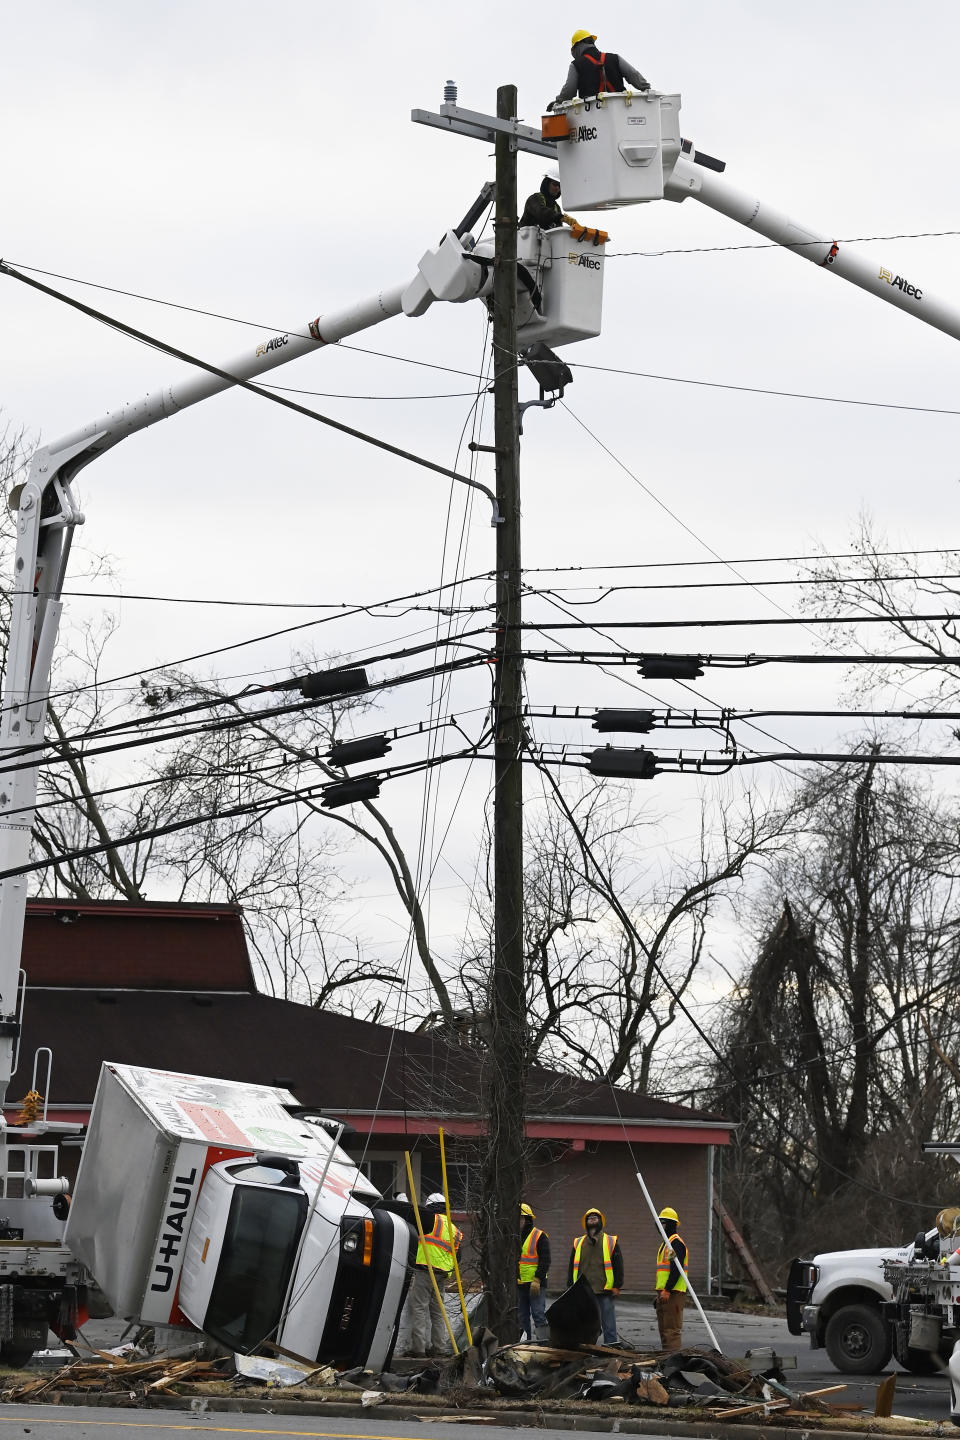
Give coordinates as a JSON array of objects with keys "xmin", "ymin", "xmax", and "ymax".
[
  {"xmin": 879, "ymin": 267, "xmax": 923, "ymax": 300},
  {"xmin": 256, "ymin": 334, "xmax": 289, "ymax": 357}
]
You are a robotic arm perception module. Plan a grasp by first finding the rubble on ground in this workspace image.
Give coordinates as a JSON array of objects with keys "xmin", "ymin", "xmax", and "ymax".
[{"xmin": 0, "ymin": 1331, "xmax": 871, "ymax": 1423}]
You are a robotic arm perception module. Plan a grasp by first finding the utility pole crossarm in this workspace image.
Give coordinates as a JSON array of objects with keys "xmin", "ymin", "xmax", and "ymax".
[{"xmin": 411, "ymin": 101, "xmax": 557, "ymax": 159}]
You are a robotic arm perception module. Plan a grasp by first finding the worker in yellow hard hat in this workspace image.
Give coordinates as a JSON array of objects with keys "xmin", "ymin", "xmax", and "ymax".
[
  {"xmin": 654, "ymin": 1206, "xmax": 688, "ymax": 1352},
  {"xmin": 568, "ymin": 1206, "xmax": 624, "ymax": 1345},
  {"xmin": 548, "ymin": 31, "xmax": 650, "ymax": 111},
  {"xmin": 518, "ymin": 1202, "xmax": 551, "ymax": 1340}
]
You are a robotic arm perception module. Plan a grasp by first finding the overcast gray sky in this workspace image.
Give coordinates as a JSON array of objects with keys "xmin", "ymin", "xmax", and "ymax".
[{"xmin": 4, "ymin": 1, "xmax": 960, "ymax": 1011}]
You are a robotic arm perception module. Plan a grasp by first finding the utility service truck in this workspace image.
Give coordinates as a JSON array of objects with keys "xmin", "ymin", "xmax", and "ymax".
[
  {"xmin": 4, "ymin": 81, "xmax": 960, "ymax": 1364},
  {"xmin": 787, "ymin": 1233, "xmax": 944, "ymax": 1375}
]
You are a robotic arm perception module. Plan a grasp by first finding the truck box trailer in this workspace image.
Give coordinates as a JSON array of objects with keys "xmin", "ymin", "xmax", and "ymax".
[{"xmin": 64, "ymin": 1063, "xmax": 413, "ymax": 1368}]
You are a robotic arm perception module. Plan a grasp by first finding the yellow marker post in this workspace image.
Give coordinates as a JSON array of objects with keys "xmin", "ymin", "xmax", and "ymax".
[
  {"xmin": 403, "ymin": 1150, "xmax": 458, "ymax": 1354},
  {"xmin": 438, "ymin": 1126, "xmax": 472, "ymax": 1347}
]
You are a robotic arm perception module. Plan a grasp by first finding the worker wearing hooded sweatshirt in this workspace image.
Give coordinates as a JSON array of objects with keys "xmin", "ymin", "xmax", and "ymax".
[
  {"xmin": 654, "ymin": 1206, "xmax": 688, "ymax": 1352},
  {"xmin": 549, "ymin": 30, "xmax": 650, "ymax": 110},
  {"xmin": 518, "ymin": 1202, "xmax": 551, "ymax": 1340},
  {"xmin": 520, "ymin": 170, "xmax": 564, "ymax": 231},
  {"xmin": 568, "ymin": 1207, "xmax": 624, "ymax": 1345},
  {"xmin": 399, "ymin": 1193, "xmax": 463, "ymax": 1358}
]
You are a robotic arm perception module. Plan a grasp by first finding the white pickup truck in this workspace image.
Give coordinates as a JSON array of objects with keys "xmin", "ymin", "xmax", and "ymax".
[{"xmin": 787, "ymin": 1232, "xmax": 941, "ymax": 1375}]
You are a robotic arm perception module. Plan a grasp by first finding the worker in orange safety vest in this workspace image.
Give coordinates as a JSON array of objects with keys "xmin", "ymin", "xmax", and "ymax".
[
  {"xmin": 568, "ymin": 1206, "xmax": 624, "ymax": 1345},
  {"xmin": 654, "ymin": 1206, "xmax": 688, "ymax": 1352},
  {"xmin": 518, "ymin": 1202, "xmax": 551, "ymax": 1340}
]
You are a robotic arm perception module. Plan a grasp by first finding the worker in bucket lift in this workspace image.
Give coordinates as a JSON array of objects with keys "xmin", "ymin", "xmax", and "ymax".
[
  {"xmin": 520, "ymin": 169, "xmax": 564, "ymax": 231},
  {"xmin": 548, "ymin": 30, "xmax": 650, "ymax": 111},
  {"xmin": 654, "ymin": 1206, "xmax": 688, "ymax": 1352},
  {"xmin": 518, "ymin": 1202, "xmax": 551, "ymax": 1340},
  {"xmin": 398, "ymin": 1192, "xmax": 463, "ymax": 1358},
  {"xmin": 568, "ymin": 1206, "xmax": 624, "ymax": 1345}
]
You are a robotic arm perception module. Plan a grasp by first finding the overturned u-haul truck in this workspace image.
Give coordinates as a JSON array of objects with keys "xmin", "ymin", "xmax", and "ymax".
[{"xmin": 65, "ymin": 1064, "xmax": 413, "ymax": 1368}]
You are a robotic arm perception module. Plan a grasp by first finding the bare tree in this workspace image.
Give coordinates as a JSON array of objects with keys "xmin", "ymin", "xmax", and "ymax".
[
  {"xmin": 457, "ymin": 776, "xmax": 790, "ymax": 1087},
  {"xmin": 709, "ymin": 754, "xmax": 960, "ymax": 1266}
]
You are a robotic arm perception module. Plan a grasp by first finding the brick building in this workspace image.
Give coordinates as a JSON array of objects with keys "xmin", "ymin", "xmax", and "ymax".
[{"xmin": 11, "ymin": 898, "xmax": 731, "ymax": 1293}]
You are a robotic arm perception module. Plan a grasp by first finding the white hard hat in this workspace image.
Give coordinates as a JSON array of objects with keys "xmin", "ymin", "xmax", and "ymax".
[
  {"xmin": 425, "ymin": 1192, "xmax": 446, "ymax": 1205},
  {"xmin": 396, "ymin": 1192, "xmax": 408, "ymax": 1202},
  {"xmin": 545, "ymin": 168, "xmax": 561, "ymax": 184}
]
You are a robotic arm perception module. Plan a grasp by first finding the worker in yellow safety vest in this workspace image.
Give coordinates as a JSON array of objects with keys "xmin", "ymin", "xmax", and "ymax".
[
  {"xmin": 654, "ymin": 1206, "xmax": 688, "ymax": 1352},
  {"xmin": 398, "ymin": 1193, "xmax": 463, "ymax": 1358},
  {"xmin": 518, "ymin": 1202, "xmax": 551, "ymax": 1340},
  {"xmin": 568, "ymin": 1206, "xmax": 624, "ymax": 1345}
]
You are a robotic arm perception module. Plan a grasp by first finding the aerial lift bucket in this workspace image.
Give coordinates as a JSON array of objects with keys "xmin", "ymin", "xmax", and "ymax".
[{"xmin": 545, "ymin": 91, "xmax": 682, "ymax": 211}]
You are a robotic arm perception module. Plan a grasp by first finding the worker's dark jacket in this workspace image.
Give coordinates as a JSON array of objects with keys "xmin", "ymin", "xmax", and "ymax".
[
  {"xmin": 661, "ymin": 1235, "xmax": 687, "ymax": 1292},
  {"xmin": 574, "ymin": 46, "xmax": 625, "ymax": 98},
  {"xmin": 519, "ymin": 1217, "xmax": 552, "ymax": 1284},
  {"xmin": 567, "ymin": 1230, "xmax": 624, "ymax": 1291},
  {"xmin": 520, "ymin": 180, "xmax": 563, "ymax": 230}
]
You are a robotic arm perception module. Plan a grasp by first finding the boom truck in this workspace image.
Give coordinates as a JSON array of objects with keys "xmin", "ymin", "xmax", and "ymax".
[{"xmin": 1, "ymin": 81, "xmax": 960, "ymax": 1364}]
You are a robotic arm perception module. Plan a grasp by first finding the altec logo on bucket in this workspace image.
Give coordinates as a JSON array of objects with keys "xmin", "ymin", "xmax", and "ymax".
[
  {"xmin": 568, "ymin": 253, "xmax": 601, "ymax": 270},
  {"xmin": 879, "ymin": 267, "xmax": 922, "ymax": 301},
  {"xmin": 573, "ymin": 124, "xmax": 598, "ymax": 143},
  {"xmin": 256, "ymin": 334, "xmax": 289, "ymax": 357}
]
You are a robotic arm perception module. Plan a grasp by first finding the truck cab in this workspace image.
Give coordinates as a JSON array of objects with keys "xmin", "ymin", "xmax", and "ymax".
[{"xmin": 179, "ymin": 1154, "xmax": 413, "ymax": 1368}]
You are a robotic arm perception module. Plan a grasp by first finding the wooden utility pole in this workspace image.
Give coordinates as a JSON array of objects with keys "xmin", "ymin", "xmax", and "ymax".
[{"xmin": 480, "ymin": 82, "xmax": 527, "ymax": 1342}]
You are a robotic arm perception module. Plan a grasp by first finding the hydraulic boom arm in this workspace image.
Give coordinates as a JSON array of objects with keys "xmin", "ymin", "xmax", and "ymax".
[{"xmin": 665, "ymin": 155, "xmax": 960, "ymax": 343}]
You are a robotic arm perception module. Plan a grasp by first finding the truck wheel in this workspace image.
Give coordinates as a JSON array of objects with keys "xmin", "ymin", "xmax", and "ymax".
[{"xmin": 824, "ymin": 1304, "xmax": 891, "ymax": 1373}]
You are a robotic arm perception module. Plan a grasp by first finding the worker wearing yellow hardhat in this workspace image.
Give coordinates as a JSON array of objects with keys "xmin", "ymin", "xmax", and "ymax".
[
  {"xmin": 569, "ymin": 1206, "xmax": 624, "ymax": 1345},
  {"xmin": 518, "ymin": 1202, "xmax": 551, "ymax": 1340},
  {"xmin": 655, "ymin": 1207, "xmax": 688, "ymax": 1352},
  {"xmin": 548, "ymin": 31, "xmax": 651, "ymax": 111}
]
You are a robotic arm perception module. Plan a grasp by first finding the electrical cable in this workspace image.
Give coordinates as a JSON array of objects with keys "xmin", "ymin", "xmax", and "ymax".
[
  {"xmin": 521, "ymin": 547, "xmax": 960, "ymax": 575},
  {"xmin": 606, "ymin": 228, "xmax": 960, "ymax": 257},
  {"xmin": 524, "ymin": 572, "xmax": 960, "ymax": 600},
  {"xmin": 4, "ymin": 575, "xmax": 494, "ymax": 722},
  {"xmin": 517, "ymin": 610, "xmax": 960, "ymax": 633},
  {"xmin": 567, "ymin": 358, "xmax": 960, "ymax": 418}
]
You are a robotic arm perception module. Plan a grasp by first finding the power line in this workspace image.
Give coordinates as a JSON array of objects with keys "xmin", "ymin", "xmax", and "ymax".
[
  {"xmin": 521, "ymin": 547, "xmax": 960, "ymax": 575},
  {"xmin": 524, "ymin": 648, "xmax": 960, "ymax": 668},
  {"xmin": 12, "ymin": 575, "xmax": 493, "ymax": 719},
  {"xmin": 525, "ymin": 572, "xmax": 959, "ymax": 599},
  {"xmin": 607, "ymin": 228, "xmax": 960, "ymax": 257},
  {"xmin": 518, "ymin": 610, "xmax": 960, "ymax": 633},
  {"xmin": 568, "ymin": 358, "xmax": 960, "ymax": 418}
]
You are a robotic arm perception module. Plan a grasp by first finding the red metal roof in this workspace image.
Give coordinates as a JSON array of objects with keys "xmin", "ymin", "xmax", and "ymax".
[{"xmin": 22, "ymin": 899, "xmax": 255, "ymax": 992}]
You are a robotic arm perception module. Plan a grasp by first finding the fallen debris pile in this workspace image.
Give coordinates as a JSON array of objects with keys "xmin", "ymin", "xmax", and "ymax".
[
  {"xmin": 0, "ymin": 1332, "xmax": 861, "ymax": 1424},
  {"xmin": 2, "ymin": 1350, "xmax": 228, "ymax": 1403}
]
